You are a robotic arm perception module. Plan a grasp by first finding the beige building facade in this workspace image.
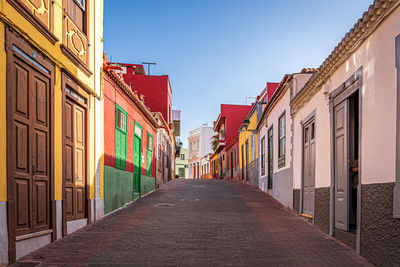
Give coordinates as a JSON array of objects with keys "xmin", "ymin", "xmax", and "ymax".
[{"xmin": 291, "ymin": 1, "xmax": 400, "ymax": 265}]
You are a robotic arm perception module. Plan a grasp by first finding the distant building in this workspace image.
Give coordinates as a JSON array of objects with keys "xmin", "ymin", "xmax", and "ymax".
[
  {"xmin": 200, "ymin": 154, "xmax": 213, "ymax": 179},
  {"xmin": 172, "ymin": 110, "xmax": 181, "ymax": 137},
  {"xmin": 153, "ymin": 112, "xmax": 176, "ymax": 186},
  {"xmin": 175, "ymin": 148, "xmax": 189, "ymax": 178},
  {"xmin": 213, "ymin": 104, "xmax": 252, "ymax": 179},
  {"xmin": 188, "ymin": 125, "xmax": 215, "ymax": 178},
  {"xmin": 238, "ymin": 83, "xmax": 278, "ymax": 185}
]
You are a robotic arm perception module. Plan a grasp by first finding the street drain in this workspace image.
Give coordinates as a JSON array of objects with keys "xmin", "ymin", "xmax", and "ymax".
[
  {"xmin": 180, "ymin": 198, "xmax": 200, "ymax": 202},
  {"xmin": 192, "ymin": 185, "xmax": 207, "ymax": 188},
  {"xmin": 154, "ymin": 203, "xmax": 176, "ymax": 207}
]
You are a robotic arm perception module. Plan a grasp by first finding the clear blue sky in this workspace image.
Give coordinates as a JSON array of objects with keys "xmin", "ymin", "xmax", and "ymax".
[{"xmin": 104, "ymin": 0, "xmax": 372, "ymax": 147}]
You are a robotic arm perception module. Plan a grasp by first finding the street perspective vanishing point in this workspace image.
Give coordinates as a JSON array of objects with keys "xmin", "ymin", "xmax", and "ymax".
[{"xmin": 0, "ymin": 0, "xmax": 399, "ymax": 266}]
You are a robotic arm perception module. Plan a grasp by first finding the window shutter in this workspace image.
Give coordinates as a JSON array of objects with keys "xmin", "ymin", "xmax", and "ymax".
[
  {"xmin": 115, "ymin": 106, "xmax": 127, "ymax": 171},
  {"xmin": 121, "ymin": 133, "xmax": 127, "ymax": 170},
  {"xmin": 146, "ymin": 149, "xmax": 152, "ymax": 176},
  {"xmin": 115, "ymin": 130, "xmax": 121, "ymax": 169}
]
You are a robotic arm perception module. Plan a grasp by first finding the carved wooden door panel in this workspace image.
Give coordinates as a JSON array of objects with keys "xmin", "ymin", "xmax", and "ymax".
[
  {"xmin": 11, "ymin": 58, "xmax": 51, "ymax": 236},
  {"xmin": 74, "ymin": 104, "xmax": 86, "ymax": 219},
  {"xmin": 64, "ymin": 98, "xmax": 86, "ymax": 221}
]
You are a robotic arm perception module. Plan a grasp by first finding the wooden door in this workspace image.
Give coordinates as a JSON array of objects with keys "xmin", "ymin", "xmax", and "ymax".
[
  {"xmin": 245, "ymin": 141, "xmax": 249, "ymax": 182},
  {"xmin": 241, "ymin": 145, "xmax": 244, "ymax": 180},
  {"xmin": 133, "ymin": 135, "xmax": 141, "ymax": 194},
  {"xmin": 64, "ymin": 97, "xmax": 86, "ymax": 221},
  {"xmin": 334, "ymin": 100, "xmax": 350, "ymax": 231},
  {"xmin": 267, "ymin": 128, "xmax": 273, "ymax": 189},
  {"xmin": 9, "ymin": 58, "xmax": 51, "ymax": 236},
  {"xmin": 179, "ymin": 168, "xmax": 185, "ymax": 178},
  {"xmin": 302, "ymin": 120, "xmax": 316, "ymax": 216},
  {"xmin": 231, "ymin": 151, "xmax": 234, "ymax": 179}
]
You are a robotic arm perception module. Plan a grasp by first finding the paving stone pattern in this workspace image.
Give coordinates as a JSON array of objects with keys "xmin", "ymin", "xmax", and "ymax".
[{"xmin": 15, "ymin": 180, "xmax": 373, "ymax": 266}]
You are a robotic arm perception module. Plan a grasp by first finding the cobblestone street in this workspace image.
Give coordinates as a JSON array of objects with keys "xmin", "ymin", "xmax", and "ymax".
[{"xmin": 13, "ymin": 179, "xmax": 372, "ymax": 266}]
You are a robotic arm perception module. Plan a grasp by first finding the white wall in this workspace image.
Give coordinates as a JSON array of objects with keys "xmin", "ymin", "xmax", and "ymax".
[
  {"xmin": 93, "ymin": 0, "xmax": 104, "ymax": 221},
  {"xmin": 266, "ymin": 88, "xmax": 292, "ymax": 174},
  {"xmin": 326, "ymin": 8, "xmax": 400, "ymax": 185},
  {"xmin": 292, "ymin": 90, "xmax": 331, "ymax": 189},
  {"xmin": 200, "ymin": 127, "xmax": 215, "ymax": 158}
]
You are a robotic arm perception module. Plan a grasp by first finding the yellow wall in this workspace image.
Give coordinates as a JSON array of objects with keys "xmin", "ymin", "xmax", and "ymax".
[
  {"xmin": 0, "ymin": 21, "xmax": 6, "ymax": 201},
  {"xmin": 239, "ymin": 109, "xmax": 258, "ymax": 169},
  {"xmin": 54, "ymin": 67, "xmax": 63, "ymax": 200},
  {"xmin": 0, "ymin": 0, "xmax": 99, "ymax": 201}
]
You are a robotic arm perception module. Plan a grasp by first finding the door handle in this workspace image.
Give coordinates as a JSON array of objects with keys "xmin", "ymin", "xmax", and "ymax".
[{"xmin": 32, "ymin": 163, "xmax": 36, "ymax": 176}]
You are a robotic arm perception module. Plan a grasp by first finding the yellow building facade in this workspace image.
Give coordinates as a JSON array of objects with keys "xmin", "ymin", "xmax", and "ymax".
[
  {"xmin": 239, "ymin": 105, "xmax": 259, "ymax": 184},
  {"xmin": 0, "ymin": 0, "xmax": 103, "ymax": 263}
]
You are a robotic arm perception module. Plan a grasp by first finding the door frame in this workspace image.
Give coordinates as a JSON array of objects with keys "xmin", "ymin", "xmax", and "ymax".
[
  {"xmin": 300, "ymin": 110, "xmax": 316, "ymax": 219},
  {"xmin": 133, "ymin": 121, "xmax": 143, "ymax": 196},
  {"xmin": 329, "ymin": 67, "xmax": 363, "ymax": 253},
  {"xmin": 6, "ymin": 26, "xmax": 56, "ymax": 262},
  {"xmin": 61, "ymin": 72, "xmax": 91, "ymax": 237},
  {"xmin": 241, "ymin": 144, "xmax": 244, "ymax": 181},
  {"xmin": 245, "ymin": 140, "xmax": 249, "ymax": 182},
  {"xmin": 267, "ymin": 125, "xmax": 273, "ymax": 190}
]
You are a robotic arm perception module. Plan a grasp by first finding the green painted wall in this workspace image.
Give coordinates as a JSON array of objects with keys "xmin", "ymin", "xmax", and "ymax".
[
  {"xmin": 141, "ymin": 175, "xmax": 156, "ymax": 196},
  {"xmin": 104, "ymin": 165, "xmax": 134, "ymax": 214}
]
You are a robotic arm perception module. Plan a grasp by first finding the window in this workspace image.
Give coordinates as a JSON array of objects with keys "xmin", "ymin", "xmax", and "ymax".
[
  {"xmin": 278, "ymin": 112, "xmax": 286, "ymax": 168},
  {"xmin": 180, "ymin": 154, "xmax": 185, "ymax": 160},
  {"xmin": 147, "ymin": 134, "xmax": 153, "ymax": 149},
  {"xmin": 146, "ymin": 133, "xmax": 153, "ymax": 176},
  {"xmin": 75, "ymin": 0, "xmax": 85, "ymax": 9},
  {"xmin": 66, "ymin": 0, "xmax": 87, "ymax": 33},
  {"xmin": 251, "ymin": 133, "xmax": 255, "ymax": 161},
  {"xmin": 115, "ymin": 105, "xmax": 127, "ymax": 170},
  {"xmin": 261, "ymin": 136, "xmax": 265, "ymax": 176},
  {"xmin": 116, "ymin": 109, "xmax": 127, "ymax": 132}
]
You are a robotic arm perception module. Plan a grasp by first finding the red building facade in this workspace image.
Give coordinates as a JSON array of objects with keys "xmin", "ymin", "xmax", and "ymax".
[
  {"xmin": 213, "ymin": 104, "xmax": 251, "ymax": 179},
  {"xmin": 103, "ymin": 59, "xmax": 158, "ymax": 214},
  {"xmin": 115, "ymin": 63, "xmax": 173, "ymax": 124},
  {"xmin": 226, "ymin": 138, "xmax": 240, "ymax": 180}
]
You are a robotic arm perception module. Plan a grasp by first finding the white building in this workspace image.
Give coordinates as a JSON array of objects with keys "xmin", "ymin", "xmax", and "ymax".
[
  {"xmin": 290, "ymin": 1, "xmax": 400, "ymax": 265},
  {"xmin": 257, "ymin": 71, "xmax": 314, "ymax": 209},
  {"xmin": 188, "ymin": 125, "xmax": 215, "ymax": 178}
]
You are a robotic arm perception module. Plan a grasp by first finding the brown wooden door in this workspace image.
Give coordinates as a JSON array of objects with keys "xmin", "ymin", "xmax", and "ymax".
[
  {"xmin": 64, "ymin": 98, "xmax": 86, "ymax": 221},
  {"xmin": 10, "ymin": 57, "xmax": 51, "ymax": 237}
]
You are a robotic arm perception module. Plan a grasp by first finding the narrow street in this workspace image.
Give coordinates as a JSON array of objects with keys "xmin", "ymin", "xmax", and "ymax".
[{"xmin": 15, "ymin": 180, "xmax": 371, "ymax": 267}]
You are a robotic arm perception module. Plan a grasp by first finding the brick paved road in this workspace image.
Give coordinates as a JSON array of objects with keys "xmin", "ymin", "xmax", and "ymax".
[{"xmin": 15, "ymin": 179, "xmax": 373, "ymax": 266}]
